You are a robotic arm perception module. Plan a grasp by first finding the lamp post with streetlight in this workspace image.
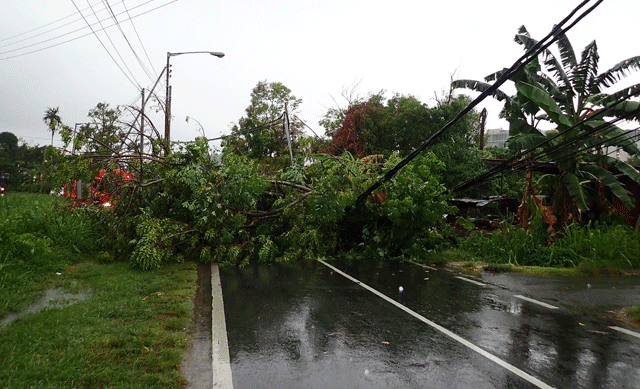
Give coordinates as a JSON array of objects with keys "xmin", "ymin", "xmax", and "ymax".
[{"xmin": 164, "ymin": 51, "xmax": 225, "ymax": 147}]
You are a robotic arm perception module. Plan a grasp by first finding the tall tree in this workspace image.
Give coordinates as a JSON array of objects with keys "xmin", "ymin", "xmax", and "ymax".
[
  {"xmin": 43, "ymin": 107, "xmax": 61, "ymax": 146},
  {"xmin": 75, "ymin": 102, "xmax": 125, "ymax": 154},
  {"xmin": 0, "ymin": 132, "xmax": 19, "ymax": 188},
  {"xmin": 322, "ymin": 92, "xmax": 384, "ymax": 157},
  {"xmin": 323, "ymin": 92, "xmax": 483, "ymax": 190},
  {"xmin": 225, "ymin": 81, "xmax": 304, "ymax": 167},
  {"xmin": 454, "ymin": 26, "xmax": 640, "ymax": 224}
]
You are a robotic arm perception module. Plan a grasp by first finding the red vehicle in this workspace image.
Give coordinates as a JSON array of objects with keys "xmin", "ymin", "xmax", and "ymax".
[
  {"xmin": 91, "ymin": 169, "xmax": 133, "ymax": 207},
  {"xmin": 0, "ymin": 174, "xmax": 6, "ymax": 197},
  {"xmin": 63, "ymin": 169, "xmax": 133, "ymax": 207}
]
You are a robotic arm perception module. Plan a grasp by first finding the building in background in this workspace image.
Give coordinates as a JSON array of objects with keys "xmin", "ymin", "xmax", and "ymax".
[
  {"xmin": 603, "ymin": 128, "xmax": 640, "ymax": 162},
  {"xmin": 484, "ymin": 129, "xmax": 509, "ymax": 149}
]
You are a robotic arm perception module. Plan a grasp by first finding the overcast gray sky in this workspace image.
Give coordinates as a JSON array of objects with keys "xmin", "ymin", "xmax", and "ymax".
[{"xmin": 1, "ymin": 0, "xmax": 639, "ymax": 149}]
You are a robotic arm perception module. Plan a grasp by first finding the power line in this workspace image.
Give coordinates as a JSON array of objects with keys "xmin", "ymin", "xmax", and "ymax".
[
  {"xmin": 122, "ymin": 0, "xmax": 158, "ymax": 78},
  {"xmin": 0, "ymin": 0, "xmax": 124, "ymax": 46},
  {"xmin": 71, "ymin": 0, "xmax": 139, "ymax": 89},
  {"xmin": 0, "ymin": 0, "xmax": 158, "ymax": 55},
  {"xmin": 85, "ymin": 0, "xmax": 142, "ymax": 87},
  {"xmin": 452, "ymin": 105, "xmax": 640, "ymax": 196},
  {"xmin": 204, "ymin": 114, "xmax": 285, "ymax": 142},
  {"xmin": 102, "ymin": 0, "xmax": 157, "ymax": 83},
  {"xmin": 353, "ymin": 0, "xmax": 603, "ymax": 206},
  {"xmin": 0, "ymin": 0, "xmax": 176, "ymax": 60}
]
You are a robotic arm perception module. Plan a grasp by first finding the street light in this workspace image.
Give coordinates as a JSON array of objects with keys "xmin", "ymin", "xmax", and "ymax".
[{"xmin": 164, "ymin": 51, "xmax": 225, "ymax": 147}]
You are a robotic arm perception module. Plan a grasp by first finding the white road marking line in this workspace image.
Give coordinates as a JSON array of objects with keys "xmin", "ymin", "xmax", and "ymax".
[
  {"xmin": 319, "ymin": 260, "xmax": 555, "ymax": 389},
  {"xmin": 513, "ymin": 295, "xmax": 559, "ymax": 310},
  {"xmin": 610, "ymin": 326, "xmax": 640, "ymax": 340},
  {"xmin": 455, "ymin": 276, "xmax": 486, "ymax": 287},
  {"xmin": 211, "ymin": 264, "xmax": 234, "ymax": 389},
  {"xmin": 404, "ymin": 260, "xmax": 438, "ymax": 271}
]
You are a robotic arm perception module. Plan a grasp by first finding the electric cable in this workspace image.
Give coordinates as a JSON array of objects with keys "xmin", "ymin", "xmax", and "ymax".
[
  {"xmin": 0, "ymin": 0, "xmax": 177, "ymax": 60},
  {"xmin": 204, "ymin": 114, "xmax": 285, "ymax": 142},
  {"xmin": 452, "ymin": 110, "xmax": 640, "ymax": 196},
  {"xmin": 0, "ymin": 0, "xmax": 124, "ymax": 46},
  {"xmin": 0, "ymin": 0, "xmax": 159, "ymax": 56},
  {"xmin": 102, "ymin": 0, "xmax": 157, "ymax": 83},
  {"xmin": 122, "ymin": 0, "xmax": 158, "ymax": 77},
  {"xmin": 81, "ymin": 0, "xmax": 141, "ymax": 88},
  {"xmin": 354, "ymin": 0, "xmax": 604, "ymax": 206},
  {"xmin": 450, "ymin": 82, "xmax": 640, "ymax": 194}
]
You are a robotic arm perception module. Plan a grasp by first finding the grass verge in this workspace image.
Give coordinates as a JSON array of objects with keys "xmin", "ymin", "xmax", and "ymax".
[
  {"xmin": 628, "ymin": 305, "xmax": 640, "ymax": 322},
  {"xmin": 0, "ymin": 193, "xmax": 102, "ymax": 317},
  {"xmin": 0, "ymin": 260, "xmax": 197, "ymax": 388}
]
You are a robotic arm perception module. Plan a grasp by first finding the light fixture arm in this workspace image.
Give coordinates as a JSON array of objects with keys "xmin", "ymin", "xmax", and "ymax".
[{"xmin": 164, "ymin": 51, "xmax": 225, "ymax": 152}]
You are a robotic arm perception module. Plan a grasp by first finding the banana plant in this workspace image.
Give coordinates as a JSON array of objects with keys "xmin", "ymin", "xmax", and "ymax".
[{"xmin": 454, "ymin": 25, "xmax": 640, "ymax": 222}]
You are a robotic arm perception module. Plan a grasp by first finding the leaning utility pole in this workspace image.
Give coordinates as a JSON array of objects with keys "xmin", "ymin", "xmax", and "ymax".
[
  {"xmin": 164, "ymin": 52, "xmax": 172, "ymax": 146},
  {"xmin": 284, "ymin": 104, "xmax": 294, "ymax": 166},
  {"xmin": 479, "ymin": 108, "xmax": 487, "ymax": 150},
  {"xmin": 140, "ymin": 88, "xmax": 145, "ymax": 153}
]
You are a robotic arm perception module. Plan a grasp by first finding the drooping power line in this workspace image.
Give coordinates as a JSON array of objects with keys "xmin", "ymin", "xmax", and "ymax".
[{"xmin": 353, "ymin": 0, "xmax": 604, "ymax": 206}]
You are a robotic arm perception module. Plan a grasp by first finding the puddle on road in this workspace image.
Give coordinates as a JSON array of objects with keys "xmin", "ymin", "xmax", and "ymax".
[
  {"xmin": 181, "ymin": 262, "xmax": 213, "ymax": 389},
  {"xmin": 0, "ymin": 288, "xmax": 91, "ymax": 330}
]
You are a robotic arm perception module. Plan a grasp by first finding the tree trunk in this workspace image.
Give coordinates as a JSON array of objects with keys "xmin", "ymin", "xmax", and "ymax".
[
  {"xmin": 516, "ymin": 169, "xmax": 536, "ymax": 229},
  {"xmin": 553, "ymin": 175, "xmax": 580, "ymax": 226}
]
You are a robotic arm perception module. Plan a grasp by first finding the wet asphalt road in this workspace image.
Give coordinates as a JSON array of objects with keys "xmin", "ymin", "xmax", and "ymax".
[{"xmin": 217, "ymin": 260, "xmax": 640, "ymax": 389}]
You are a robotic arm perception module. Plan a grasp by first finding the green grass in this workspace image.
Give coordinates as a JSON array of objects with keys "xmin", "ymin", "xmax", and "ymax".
[
  {"xmin": 0, "ymin": 260, "xmax": 197, "ymax": 389},
  {"xmin": 422, "ymin": 248, "xmax": 475, "ymax": 265},
  {"xmin": 0, "ymin": 193, "xmax": 104, "ymax": 317},
  {"xmin": 458, "ymin": 220, "xmax": 640, "ymax": 273},
  {"xmin": 0, "ymin": 193, "xmax": 198, "ymax": 388},
  {"xmin": 628, "ymin": 305, "xmax": 640, "ymax": 322}
]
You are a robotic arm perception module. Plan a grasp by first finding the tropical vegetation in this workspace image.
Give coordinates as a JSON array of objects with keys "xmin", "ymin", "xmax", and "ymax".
[{"xmin": 453, "ymin": 25, "xmax": 640, "ymax": 226}]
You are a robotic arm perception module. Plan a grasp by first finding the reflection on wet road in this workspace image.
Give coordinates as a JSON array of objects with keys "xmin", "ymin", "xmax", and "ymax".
[{"xmin": 218, "ymin": 260, "xmax": 640, "ymax": 389}]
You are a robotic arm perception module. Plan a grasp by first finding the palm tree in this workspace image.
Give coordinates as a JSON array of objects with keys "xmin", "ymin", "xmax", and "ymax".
[
  {"xmin": 43, "ymin": 107, "xmax": 61, "ymax": 146},
  {"xmin": 40, "ymin": 107, "xmax": 61, "ymax": 193},
  {"xmin": 454, "ymin": 26, "xmax": 640, "ymax": 225}
]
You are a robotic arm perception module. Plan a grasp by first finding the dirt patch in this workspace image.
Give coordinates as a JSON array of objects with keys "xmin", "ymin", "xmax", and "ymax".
[{"xmin": 606, "ymin": 308, "xmax": 640, "ymax": 330}]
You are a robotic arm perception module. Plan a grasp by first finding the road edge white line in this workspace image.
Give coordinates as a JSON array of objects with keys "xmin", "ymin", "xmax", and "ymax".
[
  {"xmin": 455, "ymin": 276, "xmax": 486, "ymax": 287},
  {"xmin": 319, "ymin": 260, "xmax": 555, "ymax": 389},
  {"xmin": 609, "ymin": 326, "xmax": 640, "ymax": 340},
  {"xmin": 211, "ymin": 264, "xmax": 234, "ymax": 389},
  {"xmin": 513, "ymin": 295, "xmax": 559, "ymax": 310}
]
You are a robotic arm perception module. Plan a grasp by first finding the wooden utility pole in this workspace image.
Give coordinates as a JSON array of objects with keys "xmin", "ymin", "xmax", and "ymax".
[
  {"xmin": 164, "ymin": 52, "xmax": 172, "ymax": 146},
  {"xmin": 284, "ymin": 104, "xmax": 294, "ymax": 166},
  {"xmin": 479, "ymin": 108, "xmax": 487, "ymax": 150},
  {"xmin": 140, "ymin": 88, "xmax": 145, "ymax": 153}
]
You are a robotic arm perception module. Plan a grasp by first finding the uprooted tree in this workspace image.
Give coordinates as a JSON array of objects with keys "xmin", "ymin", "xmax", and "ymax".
[{"xmin": 46, "ymin": 82, "xmax": 455, "ymax": 269}]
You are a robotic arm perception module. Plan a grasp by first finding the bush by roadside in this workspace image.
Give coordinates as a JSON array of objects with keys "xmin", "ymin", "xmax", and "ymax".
[
  {"xmin": 628, "ymin": 306, "xmax": 640, "ymax": 322},
  {"xmin": 457, "ymin": 218, "xmax": 640, "ymax": 274}
]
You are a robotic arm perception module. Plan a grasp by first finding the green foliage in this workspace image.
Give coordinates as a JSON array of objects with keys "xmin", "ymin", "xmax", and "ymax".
[
  {"xmin": 129, "ymin": 218, "xmax": 188, "ymax": 270},
  {"xmin": 323, "ymin": 92, "xmax": 485, "ymax": 192},
  {"xmin": 225, "ymin": 80, "xmax": 304, "ymax": 167},
  {"xmin": 454, "ymin": 26, "xmax": 640, "ymax": 222},
  {"xmin": 0, "ymin": 193, "xmax": 102, "ymax": 317},
  {"xmin": 627, "ymin": 305, "xmax": 640, "ymax": 322},
  {"xmin": 479, "ymin": 146, "xmax": 526, "ymax": 198},
  {"xmin": 563, "ymin": 223, "xmax": 640, "ymax": 273},
  {"xmin": 84, "ymin": 135, "xmax": 455, "ymax": 268},
  {"xmin": 460, "ymin": 215, "xmax": 640, "ymax": 271},
  {"xmin": 60, "ymin": 102, "xmax": 126, "ymax": 154},
  {"xmin": 0, "ymin": 132, "xmax": 48, "ymax": 192}
]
